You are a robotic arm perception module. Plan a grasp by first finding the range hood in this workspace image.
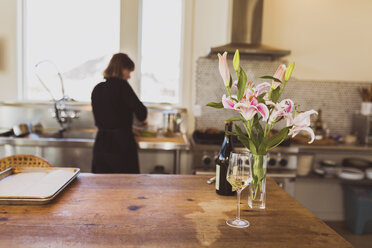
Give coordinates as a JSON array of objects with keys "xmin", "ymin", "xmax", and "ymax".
[{"xmin": 209, "ymin": 0, "xmax": 290, "ymax": 59}]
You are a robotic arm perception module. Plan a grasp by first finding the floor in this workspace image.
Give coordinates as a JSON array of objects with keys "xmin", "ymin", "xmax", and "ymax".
[{"xmin": 326, "ymin": 221, "xmax": 372, "ymax": 248}]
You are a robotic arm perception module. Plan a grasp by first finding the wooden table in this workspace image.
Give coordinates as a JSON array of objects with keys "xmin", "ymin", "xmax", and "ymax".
[{"xmin": 0, "ymin": 174, "xmax": 352, "ymax": 248}]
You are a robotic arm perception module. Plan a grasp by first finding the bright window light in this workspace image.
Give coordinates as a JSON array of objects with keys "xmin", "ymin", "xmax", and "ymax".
[
  {"xmin": 23, "ymin": 0, "xmax": 120, "ymax": 101},
  {"xmin": 139, "ymin": 0, "xmax": 183, "ymax": 104}
]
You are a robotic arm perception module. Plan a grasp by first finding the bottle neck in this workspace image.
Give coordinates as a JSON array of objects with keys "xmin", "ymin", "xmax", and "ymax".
[{"xmin": 224, "ymin": 123, "xmax": 233, "ymax": 144}]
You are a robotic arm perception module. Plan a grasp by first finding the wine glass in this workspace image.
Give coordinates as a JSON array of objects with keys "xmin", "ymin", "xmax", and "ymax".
[{"xmin": 226, "ymin": 152, "xmax": 251, "ymax": 228}]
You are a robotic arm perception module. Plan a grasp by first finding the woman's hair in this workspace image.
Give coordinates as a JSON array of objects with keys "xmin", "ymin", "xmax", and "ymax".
[{"xmin": 103, "ymin": 53, "xmax": 135, "ymax": 79}]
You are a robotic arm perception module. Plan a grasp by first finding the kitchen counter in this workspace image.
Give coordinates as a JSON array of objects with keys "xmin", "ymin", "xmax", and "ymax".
[
  {"xmin": 296, "ymin": 144, "xmax": 372, "ymax": 152},
  {"xmin": 0, "ymin": 174, "xmax": 352, "ymax": 248},
  {"xmin": 0, "ymin": 134, "xmax": 190, "ymax": 150},
  {"xmin": 0, "ymin": 135, "xmax": 190, "ymax": 174}
]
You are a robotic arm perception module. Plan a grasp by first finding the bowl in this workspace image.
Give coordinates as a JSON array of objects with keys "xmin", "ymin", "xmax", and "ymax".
[
  {"xmin": 366, "ymin": 168, "xmax": 372, "ymax": 180},
  {"xmin": 338, "ymin": 168, "xmax": 364, "ymax": 180}
]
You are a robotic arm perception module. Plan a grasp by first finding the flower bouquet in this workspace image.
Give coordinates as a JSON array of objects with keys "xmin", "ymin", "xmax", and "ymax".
[{"xmin": 207, "ymin": 50, "xmax": 317, "ymax": 209}]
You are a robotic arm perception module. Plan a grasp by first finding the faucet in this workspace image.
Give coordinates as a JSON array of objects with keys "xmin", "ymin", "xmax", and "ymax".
[{"xmin": 35, "ymin": 60, "xmax": 80, "ymax": 136}]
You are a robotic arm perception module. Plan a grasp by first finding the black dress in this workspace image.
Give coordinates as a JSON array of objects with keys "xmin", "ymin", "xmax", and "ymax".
[{"xmin": 91, "ymin": 77, "xmax": 147, "ymax": 173}]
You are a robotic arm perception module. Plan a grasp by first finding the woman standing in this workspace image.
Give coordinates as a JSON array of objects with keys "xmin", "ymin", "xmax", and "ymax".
[{"xmin": 91, "ymin": 53, "xmax": 147, "ymax": 173}]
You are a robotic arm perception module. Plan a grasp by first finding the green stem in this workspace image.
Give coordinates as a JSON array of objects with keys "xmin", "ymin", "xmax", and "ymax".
[
  {"xmin": 251, "ymin": 154, "xmax": 266, "ymax": 200},
  {"xmin": 242, "ymin": 121, "xmax": 251, "ymax": 139},
  {"xmin": 264, "ymin": 123, "xmax": 268, "ymax": 137},
  {"xmin": 248, "ymin": 120, "xmax": 252, "ymax": 134},
  {"xmin": 267, "ymin": 123, "xmax": 274, "ymax": 136},
  {"xmin": 279, "ymin": 80, "xmax": 288, "ymax": 95},
  {"xmin": 227, "ymin": 86, "xmax": 231, "ymax": 97},
  {"xmin": 264, "ymin": 108, "xmax": 274, "ymax": 137}
]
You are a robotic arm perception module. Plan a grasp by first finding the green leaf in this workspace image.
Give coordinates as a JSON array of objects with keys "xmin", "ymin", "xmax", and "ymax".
[
  {"xmin": 284, "ymin": 62, "xmax": 295, "ymax": 82},
  {"xmin": 253, "ymin": 115, "xmax": 264, "ymax": 134},
  {"xmin": 236, "ymin": 133, "xmax": 256, "ymax": 154},
  {"xmin": 206, "ymin": 101, "xmax": 223, "ymax": 109},
  {"xmin": 234, "ymin": 124, "xmax": 245, "ymax": 136},
  {"xmin": 258, "ymin": 139, "xmax": 267, "ymax": 155},
  {"xmin": 226, "ymin": 117, "xmax": 242, "ymax": 122},
  {"xmin": 249, "ymin": 132, "xmax": 259, "ymax": 152},
  {"xmin": 248, "ymin": 139, "xmax": 257, "ymax": 155},
  {"xmin": 257, "ymin": 93, "xmax": 266, "ymax": 99},
  {"xmin": 235, "ymin": 123, "xmax": 259, "ymax": 154},
  {"xmin": 270, "ymin": 87, "xmax": 281, "ymax": 103},
  {"xmin": 266, "ymin": 127, "xmax": 290, "ymax": 151},
  {"xmin": 260, "ymin": 76, "xmax": 282, "ymax": 83},
  {"xmin": 237, "ymin": 68, "xmax": 247, "ymax": 101},
  {"xmin": 237, "ymin": 136, "xmax": 250, "ymax": 150},
  {"xmin": 233, "ymin": 50, "xmax": 240, "ymax": 72}
]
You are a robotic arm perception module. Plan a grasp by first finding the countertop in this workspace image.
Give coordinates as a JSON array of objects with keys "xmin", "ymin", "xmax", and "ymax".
[
  {"xmin": 1, "ymin": 134, "xmax": 371, "ymax": 152},
  {"xmin": 296, "ymin": 143, "xmax": 372, "ymax": 152},
  {"xmin": 0, "ymin": 174, "xmax": 352, "ymax": 248},
  {"xmin": 0, "ymin": 134, "xmax": 190, "ymax": 151}
]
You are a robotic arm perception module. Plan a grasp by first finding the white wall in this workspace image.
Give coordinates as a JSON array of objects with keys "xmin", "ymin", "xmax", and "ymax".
[
  {"xmin": 1, "ymin": 0, "xmax": 372, "ymax": 102},
  {"xmin": 0, "ymin": 0, "xmax": 18, "ymax": 100},
  {"xmin": 187, "ymin": 0, "xmax": 231, "ymax": 133},
  {"xmin": 263, "ymin": 0, "xmax": 372, "ymax": 81}
]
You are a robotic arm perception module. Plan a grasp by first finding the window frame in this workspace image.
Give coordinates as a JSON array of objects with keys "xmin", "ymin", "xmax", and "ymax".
[
  {"xmin": 18, "ymin": 0, "xmax": 191, "ymax": 106},
  {"xmin": 18, "ymin": 0, "xmax": 121, "ymax": 102},
  {"xmin": 137, "ymin": 0, "xmax": 185, "ymax": 105}
]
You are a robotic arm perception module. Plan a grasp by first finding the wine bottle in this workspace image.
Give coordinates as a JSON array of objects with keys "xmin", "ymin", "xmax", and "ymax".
[{"xmin": 216, "ymin": 121, "xmax": 235, "ymax": 196}]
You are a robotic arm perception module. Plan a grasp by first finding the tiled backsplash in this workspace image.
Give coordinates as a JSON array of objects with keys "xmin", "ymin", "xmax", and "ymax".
[{"xmin": 195, "ymin": 56, "xmax": 371, "ymax": 135}]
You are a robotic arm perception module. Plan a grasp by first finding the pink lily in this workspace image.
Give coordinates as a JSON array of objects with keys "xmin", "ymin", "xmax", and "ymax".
[
  {"xmin": 286, "ymin": 110, "xmax": 318, "ymax": 144},
  {"xmin": 243, "ymin": 82, "xmax": 269, "ymax": 101},
  {"xmin": 218, "ymin": 52, "xmax": 230, "ymax": 87},
  {"xmin": 254, "ymin": 82, "xmax": 271, "ymax": 96},
  {"xmin": 234, "ymin": 96, "xmax": 269, "ymax": 121},
  {"xmin": 272, "ymin": 64, "xmax": 287, "ymax": 89},
  {"xmin": 268, "ymin": 99, "xmax": 294, "ymax": 124},
  {"xmin": 222, "ymin": 94, "xmax": 236, "ymax": 109}
]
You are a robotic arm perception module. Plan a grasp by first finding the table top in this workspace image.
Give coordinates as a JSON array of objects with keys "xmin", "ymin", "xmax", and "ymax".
[{"xmin": 0, "ymin": 174, "xmax": 352, "ymax": 248}]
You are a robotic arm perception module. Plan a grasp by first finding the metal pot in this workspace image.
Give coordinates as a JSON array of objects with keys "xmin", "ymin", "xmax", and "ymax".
[{"xmin": 163, "ymin": 111, "xmax": 182, "ymax": 135}]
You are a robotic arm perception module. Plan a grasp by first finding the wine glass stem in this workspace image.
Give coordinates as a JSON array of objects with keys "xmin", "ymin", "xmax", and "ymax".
[{"xmin": 236, "ymin": 189, "xmax": 241, "ymax": 220}]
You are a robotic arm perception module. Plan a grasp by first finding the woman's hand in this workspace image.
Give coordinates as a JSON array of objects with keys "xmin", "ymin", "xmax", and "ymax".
[{"xmin": 132, "ymin": 120, "xmax": 148, "ymax": 136}]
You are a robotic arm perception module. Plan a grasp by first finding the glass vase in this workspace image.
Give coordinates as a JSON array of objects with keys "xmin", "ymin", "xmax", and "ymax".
[{"xmin": 248, "ymin": 154, "xmax": 267, "ymax": 209}]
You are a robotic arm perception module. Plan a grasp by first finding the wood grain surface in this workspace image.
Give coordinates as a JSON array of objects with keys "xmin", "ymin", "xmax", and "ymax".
[{"xmin": 0, "ymin": 174, "xmax": 352, "ymax": 248}]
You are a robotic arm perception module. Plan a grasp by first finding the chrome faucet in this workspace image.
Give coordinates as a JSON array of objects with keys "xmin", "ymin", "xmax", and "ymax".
[{"xmin": 35, "ymin": 60, "xmax": 80, "ymax": 135}]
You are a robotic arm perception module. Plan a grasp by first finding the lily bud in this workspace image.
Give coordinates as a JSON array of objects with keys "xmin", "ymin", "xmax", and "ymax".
[
  {"xmin": 233, "ymin": 50, "xmax": 240, "ymax": 72},
  {"xmin": 218, "ymin": 52, "xmax": 230, "ymax": 87},
  {"xmin": 271, "ymin": 64, "xmax": 286, "ymax": 89},
  {"xmin": 284, "ymin": 62, "xmax": 295, "ymax": 82}
]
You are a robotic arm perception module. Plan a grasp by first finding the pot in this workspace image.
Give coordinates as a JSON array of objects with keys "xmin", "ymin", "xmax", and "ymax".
[{"xmin": 163, "ymin": 111, "xmax": 182, "ymax": 135}]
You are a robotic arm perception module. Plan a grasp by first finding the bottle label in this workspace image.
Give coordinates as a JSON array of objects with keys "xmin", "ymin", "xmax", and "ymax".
[{"xmin": 216, "ymin": 164, "xmax": 220, "ymax": 190}]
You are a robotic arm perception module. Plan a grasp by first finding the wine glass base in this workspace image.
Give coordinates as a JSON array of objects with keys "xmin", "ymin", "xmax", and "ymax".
[{"xmin": 226, "ymin": 218, "xmax": 250, "ymax": 228}]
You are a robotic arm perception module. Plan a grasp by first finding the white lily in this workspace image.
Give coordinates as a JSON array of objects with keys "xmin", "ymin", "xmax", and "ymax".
[{"xmin": 287, "ymin": 110, "xmax": 318, "ymax": 144}]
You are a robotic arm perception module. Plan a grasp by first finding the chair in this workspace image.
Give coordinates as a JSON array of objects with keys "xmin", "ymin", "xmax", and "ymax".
[{"xmin": 0, "ymin": 154, "xmax": 53, "ymax": 172}]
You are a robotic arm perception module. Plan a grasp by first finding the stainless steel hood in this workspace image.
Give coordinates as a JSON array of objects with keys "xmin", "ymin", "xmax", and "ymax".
[{"xmin": 209, "ymin": 0, "xmax": 290, "ymax": 59}]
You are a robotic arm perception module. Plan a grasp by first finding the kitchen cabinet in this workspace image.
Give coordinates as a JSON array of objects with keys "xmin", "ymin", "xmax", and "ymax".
[
  {"xmin": 294, "ymin": 145, "xmax": 372, "ymax": 221},
  {"xmin": 0, "ymin": 136, "xmax": 191, "ymax": 174}
]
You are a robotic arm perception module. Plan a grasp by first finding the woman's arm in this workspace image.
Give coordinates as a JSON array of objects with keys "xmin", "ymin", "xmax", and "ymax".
[{"xmin": 122, "ymin": 81, "xmax": 147, "ymax": 121}]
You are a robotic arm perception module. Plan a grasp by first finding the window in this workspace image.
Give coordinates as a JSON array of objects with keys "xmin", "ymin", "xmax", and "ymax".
[
  {"xmin": 23, "ymin": 0, "xmax": 120, "ymax": 101},
  {"xmin": 139, "ymin": 0, "xmax": 183, "ymax": 104}
]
